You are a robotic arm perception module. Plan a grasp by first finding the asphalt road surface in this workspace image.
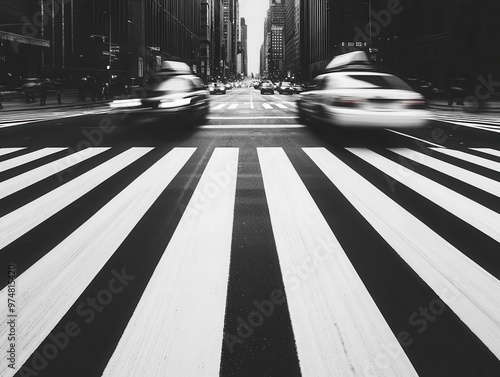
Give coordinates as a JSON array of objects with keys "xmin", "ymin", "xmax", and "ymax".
[{"xmin": 1, "ymin": 88, "xmax": 500, "ymax": 377}]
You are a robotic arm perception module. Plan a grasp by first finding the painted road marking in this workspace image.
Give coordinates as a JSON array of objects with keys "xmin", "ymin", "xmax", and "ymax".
[
  {"xmin": 258, "ymin": 147, "xmax": 417, "ymax": 377},
  {"xmin": 102, "ymin": 148, "xmax": 237, "ymax": 377}
]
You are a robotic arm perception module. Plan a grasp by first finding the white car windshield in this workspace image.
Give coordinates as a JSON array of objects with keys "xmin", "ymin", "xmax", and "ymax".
[
  {"xmin": 153, "ymin": 77, "xmax": 193, "ymax": 92},
  {"xmin": 325, "ymin": 74, "xmax": 412, "ymax": 90}
]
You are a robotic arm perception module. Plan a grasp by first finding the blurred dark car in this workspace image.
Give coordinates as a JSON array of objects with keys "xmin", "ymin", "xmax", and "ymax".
[
  {"xmin": 260, "ymin": 82, "xmax": 274, "ymax": 95},
  {"xmin": 208, "ymin": 81, "xmax": 227, "ymax": 95},
  {"xmin": 110, "ymin": 60, "xmax": 210, "ymax": 126},
  {"xmin": 277, "ymin": 81, "xmax": 294, "ymax": 95}
]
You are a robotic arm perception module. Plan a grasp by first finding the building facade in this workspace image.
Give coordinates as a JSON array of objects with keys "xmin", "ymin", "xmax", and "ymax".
[{"xmin": 1, "ymin": 0, "xmax": 216, "ymax": 87}]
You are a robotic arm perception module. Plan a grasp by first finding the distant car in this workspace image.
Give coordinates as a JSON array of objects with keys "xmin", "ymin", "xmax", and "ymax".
[
  {"xmin": 296, "ymin": 51, "xmax": 429, "ymax": 128},
  {"xmin": 292, "ymin": 83, "xmax": 305, "ymax": 94},
  {"xmin": 208, "ymin": 81, "xmax": 227, "ymax": 95},
  {"xmin": 260, "ymin": 82, "xmax": 274, "ymax": 95},
  {"xmin": 109, "ymin": 60, "xmax": 209, "ymax": 126},
  {"xmin": 277, "ymin": 81, "xmax": 294, "ymax": 94}
]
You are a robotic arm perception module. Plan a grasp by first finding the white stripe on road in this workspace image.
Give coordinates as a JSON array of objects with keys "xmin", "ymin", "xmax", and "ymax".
[
  {"xmin": 262, "ymin": 103, "xmax": 273, "ymax": 109},
  {"xmin": 274, "ymin": 103, "xmax": 288, "ymax": 109},
  {"xmin": 0, "ymin": 147, "xmax": 109, "ymax": 200},
  {"xmin": 0, "ymin": 147, "xmax": 152, "ymax": 250},
  {"xmin": 0, "ymin": 147, "xmax": 26, "ymax": 157},
  {"xmin": 207, "ymin": 116, "xmax": 298, "ymax": 120},
  {"xmin": 347, "ymin": 148, "xmax": 500, "ymax": 244},
  {"xmin": 200, "ymin": 124, "xmax": 304, "ymax": 129},
  {"xmin": 0, "ymin": 147, "xmax": 67, "ymax": 173},
  {"xmin": 385, "ymin": 129, "xmax": 445, "ymax": 148},
  {"xmin": 102, "ymin": 148, "xmax": 238, "ymax": 377},
  {"xmin": 430, "ymin": 148, "xmax": 500, "ymax": 174},
  {"xmin": 0, "ymin": 148, "xmax": 195, "ymax": 376},
  {"xmin": 0, "ymin": 122, "xmax": 32, "ymax": 128},
  {"xmin": 470, "ymin": 148, "xmax": 500, "ymax": 159},
  {"xmin": 258, "ymin": 147, "xmax": 417, "ymax": 377},
  {"xmin": 442, "ymin": 120, "xmax": 500, "ymax": 134},
  {"xmin": 305, "ymin": 147, "xmax": 500, "ymax": 361},
  {"xmin": 389, "ymin": 148, "xmax": 500, "ymax": 198},
  {"xmin": 213, "ymin": 103, "xmax": 227, "ymax": 110},
  {"xmin": 228, "ymin": 103, "xmax": 238, "ymax": 109}
]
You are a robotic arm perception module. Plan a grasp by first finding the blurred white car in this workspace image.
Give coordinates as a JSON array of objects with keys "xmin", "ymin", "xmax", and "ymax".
[
  {"xmin": 109, "ymin": 60, "xmax": 209, "ymax": 126},
  {"xmin": 297, "ymin": 52, "xmax": 429, "ymax": 128}
]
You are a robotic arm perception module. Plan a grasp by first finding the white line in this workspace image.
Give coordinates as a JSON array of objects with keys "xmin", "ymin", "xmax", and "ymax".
[
  {"xmin": 228, "ymin": 103, "xmax": 238, "ymax": 109},
  {"xmin": 0, "ymin": 147, "xmax": 109, "ymax": 200},
  {"xmin": 470, "ymin": 148, "xmax": 500, "ymax": 159},
  {"xmin": 0, "ymin": 122, "xmax": 31, "ymax": 128},
  {"xmin": 207, "ymin": 116, "xmax": 298, "ymax": 120},
  {"xmin": 0, "ymin": 147, "xmax": 26, "ymax": 157},
  {"xmin": 200, "ymin": 124, "xmax": 304, "ymax": 129},
  {"xmin": 430, "ymin": 148, "xmax": 500, "ymax": 172},
  {"xmin": 385, "ymin": 129, "xmax": 445, "ymax": 148},
  {"xmin": 0, "ymin": 147, "xmax": 67, "ymax": 173},
  {"xmin": 262, "ymin": 103, "xmax": 273, "ymax": 109},
  {"xmin": 250, "ymin": 90, "xmax": 254, "ymax": 109},
  {"xmin": 305, "ymin": 147, "xmax": 500, "ymax": 361},
  {"xmin": 258, "ymin": 147, "xmax": 417, "ymax": 377},
  {"xmin": 347, "ymin": 148, "xmax": 500, "ymax": 244},
  {"xmin": 442, "ymin": 120, "xmax": 500, "ymax": 134},
  {"xmin": 389, "ymin": 148, "xmax": 500, "ymax": 198},
  {"xmin": 102, "ymin": 148, "xmax": 237, "ymax": 377},
  {"xmin": 274, "ymin": 103, "xmax": 288, "ymax": 109},
  {"xmin": 0, "ymin": 148, "xmax": 195, "ymax": 376},
  {"xmin": 0, "ymin": 147, "xmax": 153, "ymax": 250},
  {"xmin": 285, "ymin": 101, "xmax": 296, "ymax": 107},
  {"xmin": 213, "ymin": 103, "xmax": 227, "ymax": 110}
]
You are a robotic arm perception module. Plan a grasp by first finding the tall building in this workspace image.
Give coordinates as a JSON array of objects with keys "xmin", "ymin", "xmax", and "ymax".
[
  {"xmin": 284, "ymin": 0, "xmax": 301, "ymax": 79},
  {"xmin": 300, "ymin": 0, "xmax": 330, "ymax": 81},
  {"xmin": 212, "ymin": 0, "xmax": 223, "ymax": 80},
  {"xmin": 241, "ymin": 17, "xmax": 248, "ymax": 77},
  {"xmin": 1, "ymin": 0, "xmax": 211, "ymax": 87},
  {"xmin": 0, "ymin": 1, "xmax": 51, "ymax": 82},
  {"xmin": 266, "ymin": 0, "xmax": 286, "ymax": 79}
]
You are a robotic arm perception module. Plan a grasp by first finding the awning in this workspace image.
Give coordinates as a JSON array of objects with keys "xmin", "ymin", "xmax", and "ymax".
[{"xmin": 0, "ymin": 31, "xmax": 50, "ymax": 48}]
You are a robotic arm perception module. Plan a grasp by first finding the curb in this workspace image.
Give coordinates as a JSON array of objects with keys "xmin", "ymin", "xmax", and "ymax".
[
  {"xmin": 0, "ymin": 100, "xmax": 111, "ymax": 112},
  {"xmin": 427, "ymin": 104, "xmax": 500, "ymax": 114}
]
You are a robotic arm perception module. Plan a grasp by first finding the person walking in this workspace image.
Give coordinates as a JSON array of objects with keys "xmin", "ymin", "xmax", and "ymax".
[{"xmin": 39, "ymin": 80, "xmax": 48, "ymax": 106}]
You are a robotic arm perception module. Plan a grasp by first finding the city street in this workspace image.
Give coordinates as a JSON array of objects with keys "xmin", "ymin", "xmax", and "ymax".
[{"xmin": 1, "ymin": 87, "xmax": 500, "ymax": 376}]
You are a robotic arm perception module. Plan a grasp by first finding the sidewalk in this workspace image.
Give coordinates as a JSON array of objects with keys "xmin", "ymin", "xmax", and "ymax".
[
  {"xmin": 427, "ymin": 98, "xmax": 500, "ymax": 113},
  {"xmin": 0, "ymin": 89, "xmax": 111, "ymax": 112}
]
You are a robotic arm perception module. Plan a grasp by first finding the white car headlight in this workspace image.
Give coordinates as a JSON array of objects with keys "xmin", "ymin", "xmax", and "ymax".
[{"xmin": 158, "ymin": 98, "xmax": 191, "ymax": 108}]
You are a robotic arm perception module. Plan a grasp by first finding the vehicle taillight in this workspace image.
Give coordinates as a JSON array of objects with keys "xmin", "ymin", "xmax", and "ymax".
[
  {"xmin": 403, "ymin": 99, "xmax": 426, "ymax": 109},
  {"xmin": 332, "ymin": 97, "xmax": 362, "ymax": 107}
]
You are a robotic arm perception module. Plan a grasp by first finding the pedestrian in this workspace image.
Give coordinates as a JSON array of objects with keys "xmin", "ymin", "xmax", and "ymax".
[
  {"xmin": 55, "ymin": 81, "xmax": 62, "ymax": 105},
  {"xmin": 79, "ymin": 77, "xmax": 87, "ymax": 102},
  {"xmin": 448, "ymin": 78, "xmax": 467, "ymax": 106},
  {"xmin": 39, "ymin": 80, "xmax": 47, "ymax": 106}
]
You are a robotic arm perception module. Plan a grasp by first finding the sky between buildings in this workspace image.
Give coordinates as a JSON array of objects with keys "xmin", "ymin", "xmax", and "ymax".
[{"xmin": 239, "ymin": 0, "xmax": 269, "ymax": 77}]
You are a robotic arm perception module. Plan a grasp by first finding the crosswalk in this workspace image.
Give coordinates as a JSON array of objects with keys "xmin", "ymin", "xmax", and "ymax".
[
  {"xmin": 1, "ymin": 145, "xmax": 500, "ymax": 376},
  {"xmin": 211, "ymin": 101, "xmax": 296, "ymax": 111}
]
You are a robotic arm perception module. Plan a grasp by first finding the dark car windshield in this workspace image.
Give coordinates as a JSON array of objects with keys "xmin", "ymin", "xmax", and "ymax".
[
  {"xmin": 325, "ymin": 74, "xmax": 412, "ymax": 90},
  {"xmin": 262, "ymin": 83, "xmax": 272, "ymax": 87}
]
